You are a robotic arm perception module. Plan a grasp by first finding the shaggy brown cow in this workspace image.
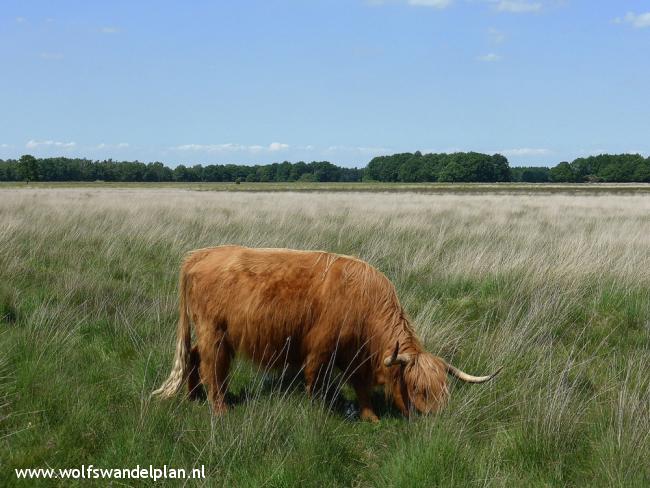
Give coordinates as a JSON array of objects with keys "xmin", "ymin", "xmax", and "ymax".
[{"xmin": 152, "ymin": 246, "xmax": 499, "ymax": 421}]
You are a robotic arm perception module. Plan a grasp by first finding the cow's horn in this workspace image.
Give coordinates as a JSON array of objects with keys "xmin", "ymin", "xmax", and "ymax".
[
  {"xmin": 446, "ymin": 364, "xmax": 502, "ymax": 383},
  {"xmin": 384, "ymin": 341, "xmax": 411, "ymax": 367}
]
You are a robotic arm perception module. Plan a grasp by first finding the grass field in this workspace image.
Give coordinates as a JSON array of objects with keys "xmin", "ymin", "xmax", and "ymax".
[
  {"xmin": 2, "ymin": 181, "xmax": 650, "ymax": 194},
  {"xmin": 1, "ymin": 187, "xmax": 649, "ymax": 486}
]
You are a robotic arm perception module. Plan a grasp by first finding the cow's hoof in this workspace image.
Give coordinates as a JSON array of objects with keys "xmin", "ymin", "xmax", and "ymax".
[
  {"xmin": 360, "ymin": 411, "xmax": 379, "ymax": 423},
  {"xmin": 210, "ymin": 403, "xmax": 228, "ymax": 416}
]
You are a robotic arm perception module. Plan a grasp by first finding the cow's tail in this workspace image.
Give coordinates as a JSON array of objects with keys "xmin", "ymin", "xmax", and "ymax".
[{"xmin": 151, "ymin": 268, "xmax": 191, "ymax": 399}]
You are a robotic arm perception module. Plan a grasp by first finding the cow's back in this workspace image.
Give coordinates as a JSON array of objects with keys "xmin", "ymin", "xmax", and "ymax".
[{"xmin": 182, "ymin": 246, "xmax": 386, "ymax": 366}]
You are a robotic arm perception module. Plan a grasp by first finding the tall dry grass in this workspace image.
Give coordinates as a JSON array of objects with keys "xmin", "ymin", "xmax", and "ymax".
[{"xmin": 0, "ymin": 188, "xmax": 648, "ymax": 486}]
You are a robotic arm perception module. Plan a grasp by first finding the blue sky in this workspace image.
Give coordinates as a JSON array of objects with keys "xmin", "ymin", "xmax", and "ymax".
[{"xmin": 1, "ymin": 1, "xmax": 649, "ymax": 167}]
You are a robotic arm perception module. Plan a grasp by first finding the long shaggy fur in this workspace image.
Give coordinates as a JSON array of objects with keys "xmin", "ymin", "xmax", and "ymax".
[{"xmin": 152, "ymin": 245, "xmax": 494, "ymax": 419}]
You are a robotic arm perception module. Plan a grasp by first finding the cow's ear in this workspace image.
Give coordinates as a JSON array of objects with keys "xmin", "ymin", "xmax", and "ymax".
[{"xmin": 384, "ymin": 341, "xmax": 412, "ymax": 367}]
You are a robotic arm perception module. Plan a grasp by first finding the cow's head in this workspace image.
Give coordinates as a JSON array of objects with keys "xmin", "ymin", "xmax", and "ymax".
[
  {"xmin": 384, "ymin": 341, "xmax": 500, "ymax": 417},
  {"xmin": 383, "ymin": 342, "xmax": 449, "ymax": 416}
]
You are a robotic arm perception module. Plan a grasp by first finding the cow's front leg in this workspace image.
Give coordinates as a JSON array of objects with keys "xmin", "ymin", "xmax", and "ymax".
[
  {"xmin": 352, "ymin": 380, "xmax": 379, "ymax": 422},
  {"xmin": 303, "ymin": 351, "xmax": 332, "ymax": 396},
  {"xmin": 198, "ymin": 328, "xmax": 231, "ymax": 415}
]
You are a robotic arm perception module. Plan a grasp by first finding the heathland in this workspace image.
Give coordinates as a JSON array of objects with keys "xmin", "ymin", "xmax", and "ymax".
[{"xmin": 1, "ymin": 186, "xmax": 649, "ymax": 486}]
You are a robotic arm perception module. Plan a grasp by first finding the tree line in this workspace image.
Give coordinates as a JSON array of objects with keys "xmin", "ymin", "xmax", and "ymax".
[
  {"xmin": 365, "ymin": 152, "xmax": 510, "ymax": 182},
  {"xmin": 0, "ymin": 156, "xmax": 361, "ymax": 183},
  {"xmin": 1, "ymin": 152, "xmax": 649, "ymax": 183},
  {"xmin": 546, "ymin": 154, "xmax": 650, "ymax": 183}
]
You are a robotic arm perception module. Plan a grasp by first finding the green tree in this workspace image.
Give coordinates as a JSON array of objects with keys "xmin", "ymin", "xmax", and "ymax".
[
  {"xmin": 275, "ymin": 161, "xmax": 292, "ymax": 182},
  {"xmin": 289, "ymin": 161, "xmax": 309, "ymax": 181},
  {"xmin": 597, "ymin": 154, "xmax": 644, "ymax": 182},
  {"xmin": 491, "ymin": 154, "xmax": 511, "ymax": 182},
  {"xmin": 310, "ymin": 161, "xmax": 341, "ymax": 182},
  {"xmin": 633, "ymin": 159, "xmax": 650, "ymax": 182},
  {"xmin": 549, "ymin": 161, "xmax": 576, "ymax": 182},
  {"xmin": 173, "ymin": 164, "xmax": 190, "ymax": 181},
  {"xmin": 438, "ymin": 161, "xmax": 467, "ymax": 182},
  {"xmin": 397, "ymin": 154, "xmax": 422, "ymax": 182},
  {"xmin": 17, "ymin": 154, "xmax": 39, "ymax": 181},
  {"xmin": 365, "ymin": 154, "xmax": 408, "ymax": 182}
]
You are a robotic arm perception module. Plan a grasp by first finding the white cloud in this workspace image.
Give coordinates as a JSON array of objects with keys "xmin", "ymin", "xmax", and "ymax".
[
  {"xmin": 373, "ymin": 0, "xmax": 543, "ymax": 12},
  {"xmin": 492, "ymin": 1, "xmax": 542, "ymax": 13},
  {"xmin": 478, "ymin": 52, "xmax": 501, "ymax": 62},
  {"xmin": 0, "ymin": 143, "xmax": 10, "ymax": 148},
  {"xmin": 100, "ymin": 26, "xmax": 120, "ymax": 34},
  {"xmin": 174, "ymin": 143, "xmax": 235, "ymax": 152},
  {"xmin": 614, "ymin": 12, "xmax": 650, "ymax": 29},
  {"xmin": 26, "ymin": 139, "xmax": 76, "ymax": 149},
  {"xmin": 488, "ymin": 28, "xmax": 506, "ymax": 44},
  {"xmin": 269, "ymin": 142, "xmax": 290, "ymax": 151},
  {"xmin": 326, "ymin": 145, "xmax": 392, "ymax": 155},
  {"xmin": 95, "ymin": 142, "xmax": 129, "ymax": 150},
  {"xmin": 173, "ymin": 142, "xmax": 290, "ymax": 153},
  {"xmin": 407, "ymin": 0, "xmax": 452, "ymax": 8},
  {"xmin": 500, "ymin": 148, "xmax": 551, "ymax": 157}
]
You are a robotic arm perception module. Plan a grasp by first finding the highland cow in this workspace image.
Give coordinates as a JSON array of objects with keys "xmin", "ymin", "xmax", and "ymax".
[{"xmin": 152, "ymin": 246, "xmax": 498, "ymax": 421}]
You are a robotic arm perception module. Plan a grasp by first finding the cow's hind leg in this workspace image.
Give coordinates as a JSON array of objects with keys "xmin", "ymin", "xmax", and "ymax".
[
  {"xmin": 187, "ymin": 345, "xmax": 205, "ymax": 401},
  {"xmin": 198, "ymin": 327, "xmax": 232, "ymax": 415}
]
